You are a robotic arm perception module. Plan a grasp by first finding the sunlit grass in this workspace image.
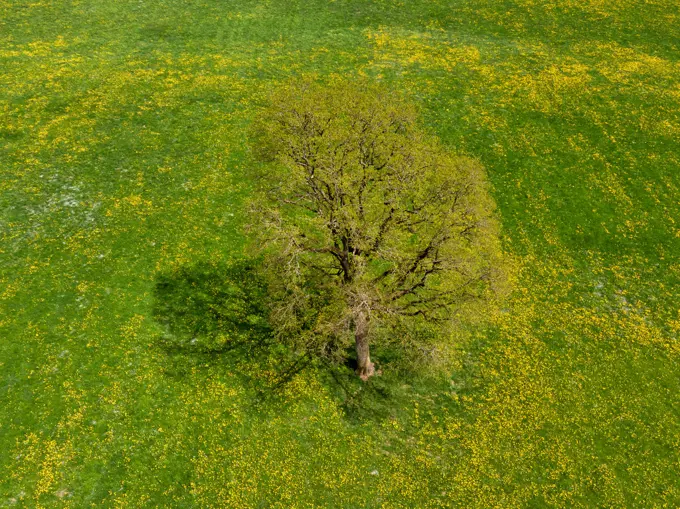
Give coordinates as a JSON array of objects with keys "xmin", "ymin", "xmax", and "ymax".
[{"xmin": 1, "ymin": 0, "xmax": 679, "ymax": 506}]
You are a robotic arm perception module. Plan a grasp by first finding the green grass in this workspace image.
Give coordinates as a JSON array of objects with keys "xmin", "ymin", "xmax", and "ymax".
[{"xmin": 1, "ymin": 0, "xmax": 680, "ymax": 506}]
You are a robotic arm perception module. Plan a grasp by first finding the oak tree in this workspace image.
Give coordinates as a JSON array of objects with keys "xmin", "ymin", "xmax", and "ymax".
[{"xmin": 247, "ymin": 80, "xmax": 506, "ymax": 380}]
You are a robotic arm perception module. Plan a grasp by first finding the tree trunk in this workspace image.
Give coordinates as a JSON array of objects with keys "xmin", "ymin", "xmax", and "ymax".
[{"xmin": 354, "ymin": 310, "xmax": 375, "ymax": 381}]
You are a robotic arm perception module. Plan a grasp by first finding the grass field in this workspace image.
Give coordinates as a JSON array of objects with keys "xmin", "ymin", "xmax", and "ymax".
[{"xmin": 2, "ymin": 0, "xmax": 680, "ymax": 507}]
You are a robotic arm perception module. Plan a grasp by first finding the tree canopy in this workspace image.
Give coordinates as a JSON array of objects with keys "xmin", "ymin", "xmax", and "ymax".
[{"xmin": 247, "ymin": 79, "xmax": 507, "ymax": 379}]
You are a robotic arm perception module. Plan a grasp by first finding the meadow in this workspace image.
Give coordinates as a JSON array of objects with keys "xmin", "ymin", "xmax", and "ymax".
[{"xmin": 1, "ymin": 0, "xmax": 679, "ymax": 506}]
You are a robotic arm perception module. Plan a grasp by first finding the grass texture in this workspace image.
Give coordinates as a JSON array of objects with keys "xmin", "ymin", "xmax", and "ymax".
[{"xmin": 1, "ymin": 0, "xmax": 679, "ymax": 506}]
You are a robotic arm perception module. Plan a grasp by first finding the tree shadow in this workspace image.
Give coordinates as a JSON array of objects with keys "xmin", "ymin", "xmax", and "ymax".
[
  {"xmin": 152, "ymin": 260, "xmax": 273, "ymax": 377},
  {"xmin": 152, "ymin": 259, "xmax": 318, "ymax": 400},
  {"xmin": 151, "ymin": 260, "xmax": 457, "ymax": 422}
]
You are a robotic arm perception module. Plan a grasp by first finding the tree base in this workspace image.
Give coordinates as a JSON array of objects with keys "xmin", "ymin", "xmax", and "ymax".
[{"xmin": 355, "ymin": 362, "xmax": 376, "ymax": 381}]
